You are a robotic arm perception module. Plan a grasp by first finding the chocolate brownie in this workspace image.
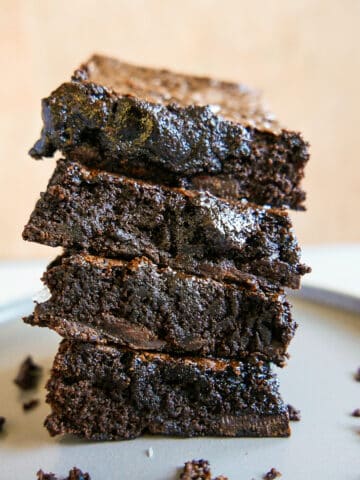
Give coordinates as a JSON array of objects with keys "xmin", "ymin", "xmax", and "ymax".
[
  {"xmin": 25, "ymin": 253, "xmax": 295, "ymax": 365},
  {"xmin": 45, "ymin": 340, "xmax": 290, "ymax": 440},
  {"xmin": 0, "ymin": 417, "xmax": 5, "ymax": 433},
  {"xmin": 37, "ymin": 468, "xmax": 91, "ymax": 480},
  {"xmin": 29, "ymin": 55, "xmax": 308, "ymax": 209},
  {"xmin": 23, "ymin": 160, "xmax": 309, "ymax": 289}
]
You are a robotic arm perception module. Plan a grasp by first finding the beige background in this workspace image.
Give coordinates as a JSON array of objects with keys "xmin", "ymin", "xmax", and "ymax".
[{"xmin": 1, "ymin": 0, "xmax": 359, "ymax": 259}]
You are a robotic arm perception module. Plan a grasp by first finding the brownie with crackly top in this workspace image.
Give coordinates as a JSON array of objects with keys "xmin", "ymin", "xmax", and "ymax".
[
  {"xmin": 24, "ymin": 253, "xmax": 295, "ymax": 365},
  {"xmin": 45, "ymin": 340, "xmax": 290, "ymax": 440},
  {"xmin": 30, "ymin": 55, "xmax": 308, "ymax": 210},
  {"xmin": 22, "ymin": 160, "xmax": 309, "ymax": 289}
]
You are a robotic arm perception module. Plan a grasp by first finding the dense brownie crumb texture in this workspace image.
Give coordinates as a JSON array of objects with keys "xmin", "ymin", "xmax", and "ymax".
[{"xmin": 23, "ymin": 54, "xmax": 310, "ymax": 442}]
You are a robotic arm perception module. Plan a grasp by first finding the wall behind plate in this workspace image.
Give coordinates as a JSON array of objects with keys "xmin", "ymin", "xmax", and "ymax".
[{"xmin": 0, "ymin": 0, "xmax": 359, "ymax": 259}]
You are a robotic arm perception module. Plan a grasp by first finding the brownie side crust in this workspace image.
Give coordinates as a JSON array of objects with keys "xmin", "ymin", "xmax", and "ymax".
[
  {"xmin": 22, "ymin": 160, "xmax": 309, "ymax": 289},
  {"xmin": 24, "ymin": 253, "xmax": 295, "ymax": 364},
  {"xmin": 45, "ymin": 340, "xmax": 290, "ymax": 440},
  {"xmin": 29, "ymin": 55, "xmax": 308, "ymax": 210}
]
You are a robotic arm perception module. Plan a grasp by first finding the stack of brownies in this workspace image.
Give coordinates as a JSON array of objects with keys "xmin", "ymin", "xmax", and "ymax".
[{"xmin": 23, "ymin": 55, "xmax": 310, "ymax": 440}]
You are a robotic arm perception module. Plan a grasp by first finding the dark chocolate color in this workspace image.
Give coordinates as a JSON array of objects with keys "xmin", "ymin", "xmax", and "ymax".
[
  {"xmin": 23, "ymin": 160, "xmax": 309, "ymax": 289},
  {"xmin": 180, "ymin": 460, "xmax": 228, "ymax": 480},
  {"xmin": 45, "ymin": 341, "xmax": 290, "ymax": 440},
  {"xmin": 14, "ymin": 356, "xmax": 42, "ymax": 390},
  {"xmin": 263, "ymin": 468, "xmax": 282, "ymax": 479},
  {"xmin": 37, "ymin": 468, "xmax": 91, "ymax": 480},
  {"xmin": 25, "ymin": 253, "xmax": 295, "ymax": 365},
  {"xmin": 23, "ymin": 399, "xmax": 40, "ymax": 412},
  {"xmin": 30, "ymin": 55, "xmax": 308, "ymax": 210},
  {"xmin": 287, "ymin": 404, "xmax": 301, "ymax": 421},
  {"xmin": 0, "ymin": 417, "xmax": 5, "ymax": 433}
]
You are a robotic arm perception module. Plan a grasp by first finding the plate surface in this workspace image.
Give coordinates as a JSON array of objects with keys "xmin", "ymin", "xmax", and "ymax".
[{"xmin": 0, "ymin": 298, "xmax": 359, "ymax": 480}]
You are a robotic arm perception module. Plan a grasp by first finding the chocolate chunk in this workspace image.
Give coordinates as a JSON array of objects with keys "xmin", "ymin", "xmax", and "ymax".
[
  {"xmin": 287, "ymin": 404, "xmax": 301, "ymax": 421},
  {"xmin": 263, "ymin": 467, "xmax": 282, "ymax": 479},
  {"xmin": 351, "ymin": 408, "xmax": 360, "ymax": 417},
  {"xmin": 14, "ymin": 356, "xmax": 42, "ymax": 390},
  {"xmin": 23, "ymin": 399, "xmax": 40, "ymax": 411},
  {"xmin": 354, "ymin": 367, "xmax": 360, "ymax": 382}
]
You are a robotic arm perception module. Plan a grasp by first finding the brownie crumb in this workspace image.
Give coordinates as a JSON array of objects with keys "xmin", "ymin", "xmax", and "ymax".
[
  {"xmin": 23, "ymin": 399, "xmax": 40, "ymax": 411},
  {"xmin": 263, "ymin": 468, "xmax": 282, "ymax": 479},
  {"xmin": 67, "ymin": 468, "xmax": 91, "ymax": 480},
  {"xmin": 351, "ymin": 408, "xmax": 360, "ymax": 417},
  {"xmin": 37, "ymin": 468, "xmax": 90, "ymax": 480},
  {"xmin": 287, "ymin": 404, "xmax": 301, "ymax": 421},
  {"xmin": 0, "ymin": 416, "xmax": 5, "ymax": 433},
  {"xmin": 180, "ymin": 459, "xmax": 228, "ymax": 480},
  {"xmin": 14, "ymin": 356, "xmax": 42, "ymax": 390},
  {"xmin": 354, "ymin": 368, "xmax": 360, "ymax": 382},
  {"xmin": 37, "ymin": 472, "xmax": 57, "ymax": 480}
]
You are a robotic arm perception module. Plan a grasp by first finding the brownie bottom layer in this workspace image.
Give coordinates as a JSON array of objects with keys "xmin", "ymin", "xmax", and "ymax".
[{"xmin": 45, "ymin": 341, "xmax": 290, "ymax": 440}]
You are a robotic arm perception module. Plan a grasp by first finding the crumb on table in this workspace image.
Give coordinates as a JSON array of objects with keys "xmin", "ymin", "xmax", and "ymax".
[
  {"xmin": 0, "ymin": 416, "xmax": 5, "ymax": 433},
  {"xmin": 263, "ymin": 467, "xmax": 282, "ymax": 479},
  {"xmin": 179, "ymin": 459, "xmax": 228, "ymax": 480},
  {"xmin": 14, "ymin": 356, "xmax": 42, "ymax": 390}
]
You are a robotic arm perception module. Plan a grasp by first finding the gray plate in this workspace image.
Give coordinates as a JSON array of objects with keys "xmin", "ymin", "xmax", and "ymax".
[{"xmin": 0, "ymin": 298, "xmax": 359, "ymax": 479}]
